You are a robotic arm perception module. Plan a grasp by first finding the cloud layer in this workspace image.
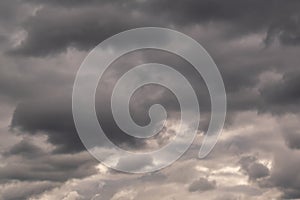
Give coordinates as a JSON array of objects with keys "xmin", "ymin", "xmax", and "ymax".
[{"xmin": 0, "ymin": 0, "xmax": 300, "ymax": 199}]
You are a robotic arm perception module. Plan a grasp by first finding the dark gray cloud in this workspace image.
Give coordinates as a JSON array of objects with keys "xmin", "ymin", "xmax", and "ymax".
[
  {"xmin": 11, "ymin": 96, "xmax": 84, "ymax": 153},
  {"xmin": 239, "ymin": 156, "xmax": 270, "ymax": 181},
  {"xmin": 188, "ymin": 177, "xmax": 216, "ymax": 192},
  {"xmin": 8, "ymin": 0, "xmax": 300, "ymax": 56},
  {"xmin": 0, "ymin": 142, "xmax": 97, "ymax": 182},
  {"xmin": 5, "ymin": 139, "xmax": 45, "ymax": 158},
  {"xmin": 260, "ymin": 71, "xmax": 300, "ymax": 113},
  {"xmin": 10, "ymin": 50, "xmax": 199, "ymax": 153},
  {"xmin": 10, "ymin": 93, "xmax": 149, "ymax": 153},
  {"xmin": 283, "ymin": 131, "xmax": 300, "ymax": 150},
  {"xmin": 8, "ymin": 3, "xmax": 163, "ymax": 56}
]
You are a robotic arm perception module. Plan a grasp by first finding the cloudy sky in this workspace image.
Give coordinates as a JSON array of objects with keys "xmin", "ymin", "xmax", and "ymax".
[{"xmin": 1, "ymin": 0, "xmax": 300, "ymax": 199}]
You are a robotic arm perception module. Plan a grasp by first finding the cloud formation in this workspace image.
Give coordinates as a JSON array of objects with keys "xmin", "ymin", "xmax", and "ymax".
[{"xmin": 0, "ymin": 0, "xmax": 300, "ymax": 199}]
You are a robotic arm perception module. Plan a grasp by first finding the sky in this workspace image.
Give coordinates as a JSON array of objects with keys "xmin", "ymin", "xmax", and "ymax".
[{"xmin": 1, "ymin": 0, "xmax": 300, "ymax": 199}]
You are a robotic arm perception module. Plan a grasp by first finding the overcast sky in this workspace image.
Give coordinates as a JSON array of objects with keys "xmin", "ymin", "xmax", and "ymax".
[{"xmin": 1, "ymin": 0, "xmax": 300, "ymax": 199}]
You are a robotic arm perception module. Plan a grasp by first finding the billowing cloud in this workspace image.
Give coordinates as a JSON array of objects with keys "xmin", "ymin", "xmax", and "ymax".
[
  {"xmin": 0, "ymin": 0, "xmax": 300, "ymax": 199},
  {"xmin": 188, "ymin": 177, "xmax": 216, "ymax": 192}
]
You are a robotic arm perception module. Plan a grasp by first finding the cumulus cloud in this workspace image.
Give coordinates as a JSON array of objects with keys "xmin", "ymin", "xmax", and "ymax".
[
  {"xmin": 239, "ymin": 156, "xmax": 270, "ymax": 181},
  {"xmin": 188, "ymin": 177, "xmax": 216, "ymax": 192}
]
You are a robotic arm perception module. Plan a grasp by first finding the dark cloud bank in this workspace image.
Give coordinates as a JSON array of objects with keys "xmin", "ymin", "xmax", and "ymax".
[{"xmin": 0, "ymin": 0, "xmax": 300, "ymax": 199}]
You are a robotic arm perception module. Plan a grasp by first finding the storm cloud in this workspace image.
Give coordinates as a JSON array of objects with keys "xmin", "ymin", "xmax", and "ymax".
[{"xmin": 0, "ymin": 0, "xmax": 300, "ymax": 199}]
